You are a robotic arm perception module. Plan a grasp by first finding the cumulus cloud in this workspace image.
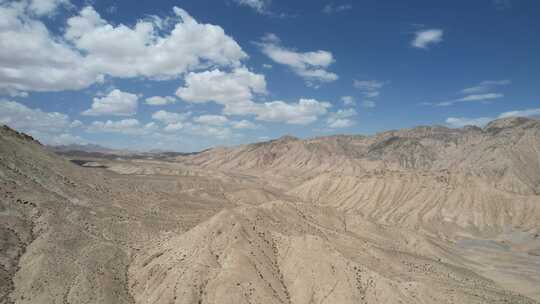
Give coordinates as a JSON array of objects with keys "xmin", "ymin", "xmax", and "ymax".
[
  {"xmin": 0, "ymin": 99, "xmax": 76, "ymax": 133},
  {"xmin": 232, "ymin": 0, "xmax": 271, "ymax": 13},
  {"xmin": 83, "ymin": 89, "xmax": 138, "ymax": 116},
  {"xmin": 65, "ymin": 6, "xmax": 246, "ymax": 80},
  {"xmin": 0, "ymin": 99, "xmax": 83, "ymax": 143},
  {"xmin": 412, "ymin": 29, "xmax": 443, "ymax": 49},
  {"xmin": 0, "ymin": 3, "xmax": 247, "ymax": 95},
  {"xmin": 194, "ymin": 115, "xmax": 229, "ymax": 126},
  {"xmin": 323, "ymin": 3, "xmax": 352, "ymax": 14},
  {"xmin": 152, "ymin": 110, "xmax": 191, "ymax": 124},
  {"xmin": 231, "ymin": 120, "xmax": 258, "ymax": 129},
  {"xmin": 327, "ymin": 108, "xmax": 356, "ymax": 128},
  {"xmin": 176, "ymin": 68, "xmax": 331, "ymax": 124},
  {"xmin": 257, "ymin": 33, "xmax": 338, "ymax": 86},
  {"xmin": 0, "ymin": 2, "xmax": 102, "ymax": 94},
  {"xmin": 145, "ymin": 96, "xmax": 176, "ymax": 106},
  {"xmin": 461, "ymin": 80, "xmax": 511, "ymax": 94},
  {"xmin": 256, "ymin": 99, "xmax": 331, "ymax": 125},
  {"xmin": 87, "ymin": 119, "xmax": 157, "ymax": 135},
  {"xmin": 28, "ymin": 0, "xmax": 71, "ymax": 16},
  {"xmin": 176, "ymin": 67, "xmax": 267, "ymax": 115}
]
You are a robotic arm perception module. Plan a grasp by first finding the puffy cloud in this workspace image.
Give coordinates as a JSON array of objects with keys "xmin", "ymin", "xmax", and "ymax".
[
  {"xmin": 185, "ymin": 124, "xmax": 232, "ymax": 139},
  {"xmin": 176, "ymin": 68, "xmax": 331, "ymax": 124},
  {"xmin": 327, "ymin": 108, "xmax": 356, "ymax": 128},
  {"xmin": 323, "ymin": 3, "xmax": 352, "ymax": 14},
  {"xmin": 194, "ymin": 115, "xmax": 229, "ymax": 126},
  {"xmin": 87, "ymin": 119, "xmax": 157, "ymax": 135},
  {"xmin": 412, "ymin": 29, "xmax": 443, "ymax": 49},
  {"xmin": 28, "ymin": 0, "xmax": 71, "ymax": 16},
  {"xmin": 0, "ymin": 2, "xmax": 101, "ymax": 94},
  {"xmin": 145, "ymin": 96, "xmax": 176, "ymax": 106},
  {"xmin": 257, "ymin": 33, "xmax": 338, "ymax": 86},
  {"xmin": 0, "ymin": 3, "xmax": 247, "ymax": 95},
  {"xmin": 176, "ymin": 67, "xmax": 267, "ymax": 115},
  {"xmin": 231, "ymin": 120, "xmax": 258, "ymax": 129},
  {"xmin": 232, "ymin": 0, "xmax": 271, "ymax": 13},
  {"xmin": 82, "ymin": 89, "xmax": 138, "ymax": 116},
  {"xmin": 0, "ymin": 99, "xmax": 83, "ymax": 144},
  {"xmin": 256, "ymin": 98, "xmax": 331, "ymax": 125},
  {"xmin": 65, "ymin": 6, "xmax": 246, "ymax": 80},
  {"xmin": 461, "ymin": 80, "xmax": 511, "ymax": 94},
  {"xmin": 152, "ymin": 110, "xmax": 191, "ymax": 124},
  {"xmin": 0, "ymin": 99, "xmax": 79, "ymax": 133}
]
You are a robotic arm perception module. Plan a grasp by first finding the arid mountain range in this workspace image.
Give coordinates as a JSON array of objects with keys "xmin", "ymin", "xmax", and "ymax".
[{"xmin": 1, "ymin": 117, "xmax": 540, "ymax": 304}]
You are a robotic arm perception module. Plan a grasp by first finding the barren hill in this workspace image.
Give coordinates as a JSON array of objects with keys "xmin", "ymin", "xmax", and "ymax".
[{"xmin": 1, "ymin": 119, "xmax": 540, "ymax": 304}]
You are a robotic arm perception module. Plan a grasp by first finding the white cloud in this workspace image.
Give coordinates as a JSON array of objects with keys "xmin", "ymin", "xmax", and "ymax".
[
  {"xmin": 83, "ymin": 89, "xmax": 138, "ymax": 116},
  {"xmin": 499, "ymin": 108, "xmax": 540, "ymax": 119},
  {"xmin": 0, "ymin": 2, "xmax": 102, "ymax": 94},
  {"xmin": 436, "ymin": 93, "xmax": 503, "ymax": 106},
  {"xmin": 145, "ymin": 96, "xmax": 176, "ymax": 106},
  {"xmin": 323, "ymin": 3, "xmax": 352, "ymax": 14},
  {"xmin": 176, "ymin": 68, "xmax": 331, "ymax": 124},
  {"xmin": 152, "ymin": 110, "xmax": 191, "ymax": 124},
  {"xmin": 65, "ymin": 6, "xmax": 247, "ymax": 80},
  {"xmin": 0, "ymin": 3, "xmax": 247, "ymax": 95},
  {"xmin": 341, "ymin": 96, "xmax": 355, "ymax": 106},
  {"xmin": 185, "ymin": 124, "xmax": 232, "ymax": 139},
  {"xmin": 327, "ymin": 108, "xmax": 356, "ymax": 128},
  {"xmin": 176, "ymin": 67, "xmax": 267, "ymax": 115},
  {"xmin": 28, "ymin": 0, "xmax": 71, "ymax": 16},
  {"xmin": 461, "ymin": 80, "xmax": 511, "ymax": 94},
  {"xmin": 256, "ymin": 99, "xmax": 331, "ymax": 125},
  {"xmin": 231, "ymin": 120, "xmax": 258, "ymax": 129},
  {"xmin": 0, "ymin": 99, "xmax": 83, "ymax": 144},
  {"xmin": 88, "ymin": 119, "xmax": 157, "ymax": 135},
  {"xmin": 163, "ymin": 122, "xmax": 185, "ymax": 132},
  {"xmin": 412, "ymin": 29, "xmax": 443, "ymax": 49},
  {"xmin": 258, "ymin": 33, "xmax": 338, "ymax": 86},
  {"xmin": 232, "ymin": 0, "xmax": 271, "ymax": 13},
  {"xmin": 262, "ymin": 63, "xmax": 273, "ymax": 69},
  {"xmin": 0, "ymin": 100, "xmax": 78, "ymax": 133},
  {"xmin": 445, "ymin": 117, "xmax": 492, "ymax": 128},
  {"xmin": 194, "ymin": 114, "xmax": 229, "ymax": 126}
]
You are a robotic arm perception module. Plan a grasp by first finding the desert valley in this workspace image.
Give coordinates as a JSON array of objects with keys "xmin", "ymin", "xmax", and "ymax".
[{"xmin": 1, "ymin": 117, "xmax": 540, "ymax": 304}]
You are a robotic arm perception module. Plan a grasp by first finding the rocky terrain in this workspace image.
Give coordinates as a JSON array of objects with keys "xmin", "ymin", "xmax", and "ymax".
[{"xmin": 1, "ymin": 117, "xmax": 540, "ymax": 303}]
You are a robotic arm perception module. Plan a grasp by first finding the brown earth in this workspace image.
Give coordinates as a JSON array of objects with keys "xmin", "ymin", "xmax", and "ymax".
[{"xmin": 1, "ymin": 118, "xmax": 540, "ymax": 303}]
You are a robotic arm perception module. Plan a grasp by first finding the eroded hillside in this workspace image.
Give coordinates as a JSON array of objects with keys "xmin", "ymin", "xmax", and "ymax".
[{"xmin": 1, "ymin": 118, "xmax": 540, "ymax": 303}]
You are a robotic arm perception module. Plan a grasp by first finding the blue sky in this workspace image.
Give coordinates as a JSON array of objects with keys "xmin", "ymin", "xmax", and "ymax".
[{"xmin": 0, "ymin": 0, "xmax": 539, "ymax": 151}]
